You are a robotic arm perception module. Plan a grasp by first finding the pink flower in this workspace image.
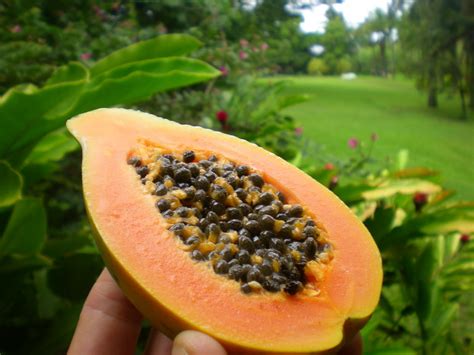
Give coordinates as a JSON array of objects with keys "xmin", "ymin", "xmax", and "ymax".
[
  {"xmin": 239, "ymin": 51, "xmax": 248, "ymax": 60},
  {"xmin": 216, "ymin": 110, "xmax": 228, "ymax": 124},
  {"xmin": 80, "ymin": 53, "xmax": 92, "ymax": 61},
  {"xmin": 294, "ymin": 127, "xmax": 303, "ymax": 136},
  {"xmin": 219, "ymin": 66, "xmax": 229, "ymax": 76},
  {"xmin": 260, "ymin": 42, "xmax": 269, "ymax": 51},
  {"xmin": 371, "ymin": 133, "xmax": 378, "ymax": 142},
  {"xmin": 252, "ymin": 47, "xmax": 259, "ymax": 52},
  {"xmin": 10, "ymin": 25, "xmax": 22, "ymax": 33},
  {"xmin": 239, "ymin": 39, "xmax": 249, "ymax": 47},
  {"xmin": 324, "ymin": 163, "xmax": 334, "ymax": 170},
  {"xmin": 348, "ymin": 138, "xmax": 359, "ymax": 149}
]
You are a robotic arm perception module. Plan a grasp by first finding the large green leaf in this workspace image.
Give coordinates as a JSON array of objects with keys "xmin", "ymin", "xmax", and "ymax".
[
  {"xmin": 0, "ymin": 198, "xmax": 47, "ymax": 256},
  {"xmin": 90, "ymin": 34, "xmax": 201, "ymax": 77},
  {"xmin": 45, "ymin": 62, "xmax": 89, "ymax": 86},
  {"xmin": 0, "ymin": 81, "xmax": 85, "ymax": 166},
  {"xmin": 419, "ymin": 205, "xmax": 474, "ymax": 235},
  {"xmin": 69, "ymin": 57, "xmax": 220, "ymax": 115},
  {"xmin": 24, "ymin": 129, "xmax": 78, "ymax": 166},
  {"xmin": 383, "ymin": 204, "xmax": 474, "ymax": 248},
  {"xmin": 0, "ymin": 160, "xmax": 22, "ymax": 208},
  {"xmin": 0, "ymin": 35, "xmax": 214, "ymax": 168}
]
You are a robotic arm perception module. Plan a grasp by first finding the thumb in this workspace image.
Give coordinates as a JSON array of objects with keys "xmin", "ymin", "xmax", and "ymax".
[{"xmin": 172, "ymin": 330, "xmax": 227, "ymax": 355}]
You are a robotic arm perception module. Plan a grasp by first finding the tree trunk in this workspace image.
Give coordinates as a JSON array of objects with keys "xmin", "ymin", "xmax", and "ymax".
[
  {"xmin": 428, "ymin": 88, "xmax": 438, "ymax": 108},
  {"xmin": 427, "ymin": 65, "xmax": 438, "ymax": 108},
  {"xmin": 379, "ymin": 37, "xmax": 387, "ymax": 77}
]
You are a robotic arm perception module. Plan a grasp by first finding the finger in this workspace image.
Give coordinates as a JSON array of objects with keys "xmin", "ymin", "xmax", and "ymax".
[
  {"xmin": 68, "ymin": 268, "xmax": 143, "ymax": 355},
  {"xmin": 144, "ymin": 329, "xmax": 173, "ymax": 355},
  {"xmin": 172, "ymin": 330, "xmax": 227, "ymax": 355},
  {"xmin": 338, "ymin": 332, "xmax": 362, "ymax": 355}
]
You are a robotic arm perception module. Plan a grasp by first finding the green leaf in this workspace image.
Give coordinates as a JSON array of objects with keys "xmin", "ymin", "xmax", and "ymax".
[
  {"xmin": 45, "ymin": 62, "xmax": 89, "ymax": 86},
  {"xmin": 420, "ymin": 211, "xmax": 474, "ymax": 235},
  {"xmin": 0, "ymin": 254, "xmax": 51, "ymax": 274},
  {"xmin": 427, "ymin": 303, "xmax": 458, "ymax": 340},
  {"xmin": 24, "ymin": 129, "xmax": 78, "ymax": 166},
  {"xmin": 0, "ymin": 160, "xmax": 22, "ymax": 208},
  {"xmin": 43, "ymin": 235, "xmax": 94, "ymax": 258},
  {"xmin": 393, "ymin": 167, "xmax": 439, "ymax": 179},
  {"xmin": 91, "ymin": 34, "xmax": 201, "ymax": 77},
  {"xmin": 351, "ymin": 201, "xmax": 378, "ymax": 221},
  {"xmin": 364, "ymin": 347, "xmax": 417, "ymax": 355},
  {"xmin": 362, "ymin": 178, "xmax": 441, "ymax": 200},
  {"xmin": 415, "ymin": 240, "xmax": 443, "ymax": 321},
  {"xmin": 0, "ymin": 198, "xmax": 47, "ymax": 256},
  {"xmin": 364, "ymin": 205, "xmax": 397, "ymax": 245},
  {"xmin": 335, "ymin": 182, "xmax": 375, "ymax": 203},
  {"xmin": 396, "ymin": 149, "xmax": 409, "ymax": 170},
  {"xmin": 34, "ymin": 269, "xmax": 62, "ymax": 319},
  {"xmin": 277, "ymin": 94, "xmax": 309, "ymax": 110},
  {"xmin": 0, "ymin": 81, "xmax": 85, "ymax": 166},
  {"xmin": 70, "ymin": 57, "xmax": 220, "ymax": 115}
]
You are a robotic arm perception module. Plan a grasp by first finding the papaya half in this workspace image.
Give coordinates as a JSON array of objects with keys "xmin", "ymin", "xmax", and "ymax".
[{"xmin": 67, "ymin": 108, "xmax": 382, "ymax": 354}]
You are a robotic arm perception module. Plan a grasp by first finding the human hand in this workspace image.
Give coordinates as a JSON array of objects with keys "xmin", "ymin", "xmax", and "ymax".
[
  {"xmin": 68, "ymin": 268, "xmax": 227, "ymax": 355},
  {"xmin": 69, "ymin": 268, "xmax": 362, "ymax": 355}
]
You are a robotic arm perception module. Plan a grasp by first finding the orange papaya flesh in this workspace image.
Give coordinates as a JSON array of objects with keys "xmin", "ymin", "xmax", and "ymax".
[
  {"xmin": 128, "ymin": 141, "xmax": 333, "ymax": 296},
  {"xmin": 67, "ymin": 108, "xmax": 382, "ymax": 354}
]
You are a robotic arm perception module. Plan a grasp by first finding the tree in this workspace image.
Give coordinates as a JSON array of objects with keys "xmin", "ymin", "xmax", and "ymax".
[
  {"xmin": 319, "ymin": 8, "xmax": 354, "ymax": 74},
  {"xmin": 399, "ymin": 0, "xmax": 473, "ymax": 116}
]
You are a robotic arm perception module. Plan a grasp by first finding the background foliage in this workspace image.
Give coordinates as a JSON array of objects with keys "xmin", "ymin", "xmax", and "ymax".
[{"xmin": 0, "ymin": 1, "xmax": 473, "ymax": 354}]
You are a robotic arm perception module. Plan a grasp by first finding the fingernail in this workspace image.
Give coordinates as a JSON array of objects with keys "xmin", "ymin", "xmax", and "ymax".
[{"xmin": 172, "ymin": 343, "xmax": 188, "ymax": 355}]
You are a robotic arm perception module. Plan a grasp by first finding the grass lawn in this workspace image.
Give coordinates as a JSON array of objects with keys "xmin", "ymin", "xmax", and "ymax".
[{"xmin": 272, "ymin": 76, "xmax": 474, "ymax": 200}]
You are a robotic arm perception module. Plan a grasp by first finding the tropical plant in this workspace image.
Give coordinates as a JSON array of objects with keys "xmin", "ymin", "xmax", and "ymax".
[
  {"xmin": 0, "ymin": 33, "xmax": 220, "ymax": 354},
  {"xmin": 293, "ymin": 137, "xmax": 474, "ymax": 354}
]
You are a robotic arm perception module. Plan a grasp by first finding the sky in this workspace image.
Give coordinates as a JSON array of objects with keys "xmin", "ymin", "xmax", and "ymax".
[{"xmin": 298, "ymin": 0, "xmax": 392, "ymax": 33}]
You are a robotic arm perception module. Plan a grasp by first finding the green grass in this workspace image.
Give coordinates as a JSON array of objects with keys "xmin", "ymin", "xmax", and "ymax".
[{"xmin": 273, "ymin": 76, "xmax": 474, "ymax": 200}]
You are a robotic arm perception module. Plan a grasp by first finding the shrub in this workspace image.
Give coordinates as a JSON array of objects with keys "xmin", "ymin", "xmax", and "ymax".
[
  {"xmin": 336, "ymin": 57, "xmax": 353, "ymax": 74},
  {"xmin": 307, "ymin": 58, "xmax": 329, "ymax": 76}
]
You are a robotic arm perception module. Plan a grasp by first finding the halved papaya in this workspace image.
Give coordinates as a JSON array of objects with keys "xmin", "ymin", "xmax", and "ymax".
[{"xmin": 67, "ymin": 108, "xmax": 382, "ymax": 354}]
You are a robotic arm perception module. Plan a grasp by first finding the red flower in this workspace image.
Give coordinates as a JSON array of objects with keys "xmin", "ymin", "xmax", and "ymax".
[
  {"xmin": 460, "ymin": 234, "xmax": 470, "ymax": 244},
  {"xmin": 413, "ymin": 192, "xmax": 428, "ymax": 212},
  {"xmin": 324, "ymin": 163, "xmax": 334, "ymax": 170},
  {"xmin": 216, "ymin": 110, "xmax": 228, "ymax": 124}
]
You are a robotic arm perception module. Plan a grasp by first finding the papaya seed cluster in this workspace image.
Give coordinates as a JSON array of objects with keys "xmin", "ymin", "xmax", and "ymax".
[{"xmin": 128, "ymin": 148, "xmax": 332, "ymax": 295}]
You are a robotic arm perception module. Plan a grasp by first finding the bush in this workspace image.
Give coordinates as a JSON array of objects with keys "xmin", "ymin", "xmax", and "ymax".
[
  {"xmin": 336, "ymin": 57, "xmax": 353, "ymax": 74},
  {"xmin": 307, "ymin": 58, "xmax": 329, "ymax": 76}
]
